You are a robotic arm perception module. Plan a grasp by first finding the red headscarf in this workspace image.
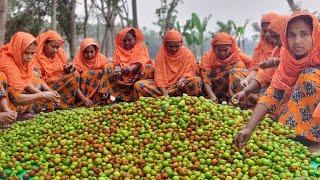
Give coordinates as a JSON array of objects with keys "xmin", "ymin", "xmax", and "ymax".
[
  {"xmin": 35, "ymin": 30, "xmax": 68, "ymax": 82},
  {"xmin": 0, "ymin": 32, "xmax": 36, "ymax": 91},
  {"xmin": 200, "ymin": 32, "xmax": 251, "ymax": 70},
  {"xmin": 271, "ymin": 11, "xmax": 320, "ymax": 94},
  {"xmin": 113, "ymin": 28, "xmax": 151, "ymax": 67},
  {"xmin": 155, "ymin": 30, "xmax": 196, "ymax": 88},
  {"xmin": 73, "ymin": 38, "xmax": 108, "ymax": 72},
  {"xmin": 250, "ymin": 12, "xmax": 280, "ymax": 70}
]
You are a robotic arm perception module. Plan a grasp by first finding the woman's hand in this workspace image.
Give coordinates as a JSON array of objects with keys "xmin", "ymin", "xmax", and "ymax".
[
  {"xmin": 64, "ymin": 62, "xmax": 76, "ymax": 73},
  {"xmin": 177, "ymin": 77, "xmax": 187, "ymax": 87},
  {"xmin": 113, "ymin": 66, "xmax": 122, "ymax": 77},
  {"xmin": 233, "ymin": 127, "xmax": 253, "ymax": 149}
]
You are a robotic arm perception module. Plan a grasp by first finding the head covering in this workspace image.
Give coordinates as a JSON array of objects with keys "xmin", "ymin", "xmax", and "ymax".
[
  {"xmin": 73, "ymin": 38, "xmax": 108, "ymax": 72},
  {"xmin": 35, "ymin": 30, "xmax": 68, "ymax": 82},
  {"xmin": 271, "ymin": 11, "xmax": 320, "ymax": 93},
  {"xmin": 112, "ymin": 28, "xmax": 151, "ymax": 67},
  {"xmin": 250, "ymin": 12, "xmax": 280, "ymax": 70},
  {"xmin": 269, "ymin": 15, "xmax": 288, "ymax": 43},
  {"xmin": 255, "ymin": 16, "xmax": 288, "ymax": 87},
  {"xmin": 261, "ymin": 12, "xmax": 279, "ymax": 23},
  {"xmin": 154, "ymin": 29, "xmax": 196, "ymax": 87},
  {"xmin": 0, "ymin": 32, "xmax": 36, "ymax": 91},
  {"xmin": 200, "ymin": 32, "xmax": 251, "ymax": 69}
]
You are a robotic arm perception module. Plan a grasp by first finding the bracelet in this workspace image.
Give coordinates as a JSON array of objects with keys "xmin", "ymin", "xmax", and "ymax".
[{"xmin": 273, "ymin": 59, "xmax": 277, "ymax": 67}]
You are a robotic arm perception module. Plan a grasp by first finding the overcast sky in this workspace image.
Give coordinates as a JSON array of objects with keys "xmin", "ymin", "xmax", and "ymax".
[
  {"xmin": 133, "ymin": 0, "xmax": 320, "ymax": 37},
  {"xmin": 78, "ymin": 0, "xmax": 320, "ymax": 38}
]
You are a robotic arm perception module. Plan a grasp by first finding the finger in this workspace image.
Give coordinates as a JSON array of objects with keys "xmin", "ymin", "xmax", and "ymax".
[
  {"xmin": 13, "ymin": 112, "xmax": 18, "ymax": 119},
  {"xmin": 54, "ymin": 92, "xmax": 60, "ymax": 98},
  {"xmin": 233, "ymin": 133, "xmax": 240, "ymax": 147},
  {"xmin": 238, "ymin": 135, "xmax": 246, "ymax": 149}
]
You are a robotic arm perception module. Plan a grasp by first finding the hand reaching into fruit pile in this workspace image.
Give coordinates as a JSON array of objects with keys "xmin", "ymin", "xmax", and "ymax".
[{"xmin": 0, "ymin": 95, "xmax": 319, "ymax": 179}]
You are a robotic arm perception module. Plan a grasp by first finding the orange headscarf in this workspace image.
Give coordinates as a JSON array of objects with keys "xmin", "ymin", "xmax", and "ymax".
[
  {"xmin": 35, "ymin": 30, "xmax": 68, "ymax": 82},
  {"xmin": 73, "ymin": 38, "xmax": 108, "ymax": 72},
  {"xmin": 155, "ymin": 30, "xmax": 196, "ymax": 88},
  {"xmin": 271, "ymin": 11, "xmax": 320, "ymax": 94},
  {"xmin": 256, "ymin": 16, "xmax": 288, "ymax": 87},
  {"xmin": 113, "ymin": 28, "xmax": 151, "ymax": 67},
  {"xmin": 250, "ymin": 12, "xmax": 280, "ymax": 70},
  {"xmin": 0, "ymin": 32, "xmax": 36, "ymax": 91},
  {"xmin": 269, "ymin": 15, "xmax": 288, "ymax": 39},
  {"xmin": 200, "ymin": 32, "xmax": 251, "ymax": 70}
]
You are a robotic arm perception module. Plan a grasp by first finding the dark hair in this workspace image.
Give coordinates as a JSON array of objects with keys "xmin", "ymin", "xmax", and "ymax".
[
  {"xmin": 127, "ymin": 29, "xmax": 136, "ymax": 38},
  {"xmin": 287, "ymin": 15, "xmax": 313, "ymax": 32},
  {"xmin": 86, "ymin": 44, "xmax": 97, "ymax": 50},
  {"xmin": 45, "ymin": 40, "xmax": 52, "ymax": 44},
  {"xmin": 30, "ymin": 41, "xmax": 37, "ymax": 46}
]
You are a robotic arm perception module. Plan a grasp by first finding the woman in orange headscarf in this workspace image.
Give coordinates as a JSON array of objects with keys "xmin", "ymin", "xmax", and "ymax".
[
  {"xmin": 73, "ymin": 38, "xmax": 114, "ymax": 106},
  {"xmin": 135, "ymin": 29, "xmax": 202, "ymax": 97},
  {"xmin": 200, "ymin": 32, "xmax": 251, "ymax": 104},
  {"xmin": 234, "ymin": 11, "xmax": 320, "ymax": 153},
  {"xmin": 233, "ymin": 15, "xmax": 287, "ymax": 104},
  {"xmin": 240, "ymin": 12, "xmax": 280, "ymax": 87},
  {"xmin": 110, "ymin": 27, "xmax": 153, "ymax": 102},
  {"xmin": 0, "ymin": 32, "xmax": 59, "ymax": 120},
  {"xmin": 34, "ymin": 30, "xmax": 87, "ymax": 109}
]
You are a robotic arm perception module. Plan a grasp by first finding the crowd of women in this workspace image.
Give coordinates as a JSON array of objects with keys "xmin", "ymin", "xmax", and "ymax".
[{"xmin": 0, "ymin": 10, "xmax": 319, "ymax": 153}]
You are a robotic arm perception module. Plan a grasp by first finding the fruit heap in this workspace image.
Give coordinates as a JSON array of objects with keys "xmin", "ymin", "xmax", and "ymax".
[{"xmin": 0, "ymin": 95, "xmax": 319, "ymax": 179}]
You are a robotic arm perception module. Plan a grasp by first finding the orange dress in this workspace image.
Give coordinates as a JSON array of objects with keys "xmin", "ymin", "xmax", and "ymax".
[
  {"xmin": 35, "ymin": 30, "xmax": 80, "ymax": 109},
  {"xmin": 200, "ymin": 32, "xmax": 252, "ymax": 103},
  {"xmin": 135, "ymin": 30, "xmax": 202, "ymax": 97},
  {"xmin": 0, "ymin": 32, "xmax": 54, "ymax": 113},
  {"xmin": 73, "ymin": 38, "xmax": 114, "ymax": 105},
  {"xmin": 110, "ymin": 28, "xmax": 154, "ymax": 101},
  {"xmin": 258, "ymin": 12, "xmax": 320, "ymax": 142}
]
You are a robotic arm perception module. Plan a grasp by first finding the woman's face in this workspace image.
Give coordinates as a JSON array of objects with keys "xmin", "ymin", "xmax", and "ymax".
[
  {"xmin": 83, "ymin": 45, "xmax": 96, "ymax": 61},
  {"xmin": 123, "ymin": 33, "xmax": 136, "ymax": 50},
  {"xmin": 262, "ymin": 22, "xmax": 272, "ymax": 42},
  {"xmin": 214, "ymin": 44, "xmax": 231, "ymax": 60},
  {"xmin": 287, "ymin": 18, "xmax": 313, "ymax": 59},
  {"xmin": 43, "ymin": 40, "xmax": 61, "ymax": 58},
  {"xmin": 22, "ymin": 43, "xmax": 37, "ymax": 65},
  {"xmin": 269, "ymin": 30, "xmax": 282, "ymax": 47},
  {"xmin": 166, "ymin": 41, "xmax": 181, "ymax": 55}
]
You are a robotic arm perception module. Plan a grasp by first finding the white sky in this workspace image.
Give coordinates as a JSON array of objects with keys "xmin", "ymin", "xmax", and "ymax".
[{"xmin": 77, "ymin": 0, "xmax": 320, "ymax": 38}]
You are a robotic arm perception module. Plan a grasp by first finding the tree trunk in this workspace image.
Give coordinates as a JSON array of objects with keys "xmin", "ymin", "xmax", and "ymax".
[
  {"xmin": 286, "ymin": 0, "xmax": 300, "ymax": 11},
  {"xmin": 96, "ymin": 15, "xmax": 101, "ymax": 46},
  {"xmin": 70, "ymin": 0, "xmax": 77, "ymax": 59},
  {"xmin": 164, "ymin": 0, "xmax": 179, "ymax": 31},
  {"xmin": 83, "ymin": 0, "xmax": 89, "ymax": 38},
  {"xmin": 103, "ymin": 24, "xmax": 116, "ymax": 58},
  {"xmin": 0, "ymin": 0, "xmax": 7, "ymax": 46},
  {"xmin": 132, "ymin": 0, "xmax": 138, "ymax": 28},
  {"xmin": 51, "ymin": 0, "xmax": 57, "ymax": 30}
]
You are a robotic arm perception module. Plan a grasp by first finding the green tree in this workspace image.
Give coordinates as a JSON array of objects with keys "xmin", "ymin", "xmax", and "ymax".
[
  {"xmin": 176, "ymin": 13, "xmax": 211, "ymax": 58},
  {"xmin": 216, "ymin": 20, "xmax": 234, "ymax": 34},
  {"xmin": 5, "ymin": 0, "xmax": 51, "ymax": 42},
  {"xmin": 215, "ymin": 19, "xmax": 249, "ymax": 51},
  {"xmin": 154, "ymin": 0, "xmax": 183, "ymax": 37},
  {"xmin": 57, "ymin": 0, "xmax": 82, "ymax": 58}
]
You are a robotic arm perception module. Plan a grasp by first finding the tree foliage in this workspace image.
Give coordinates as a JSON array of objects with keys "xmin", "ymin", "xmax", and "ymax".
[
  {"xmin": 5, "ymin": 0, "xmax": 51, "ymax": 42},
  {"xmin": 154, "ymin": 0, "xmax": 183, "ymax": 37},
  {"xmin": 176, "ymin": 13, "xmax": 211, "ymax": 57}
]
